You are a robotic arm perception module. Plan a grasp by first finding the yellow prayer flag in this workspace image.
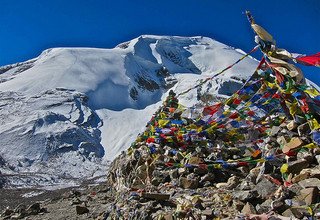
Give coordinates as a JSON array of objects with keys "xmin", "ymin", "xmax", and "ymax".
[{"xmin": 308, "ymin": 118, "xmax": 320, "ymax": 130}]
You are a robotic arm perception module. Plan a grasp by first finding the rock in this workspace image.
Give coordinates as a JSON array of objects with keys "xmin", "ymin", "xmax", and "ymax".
[
  {"xmin": 286, "ymin": 120, "xmax": 297, "ymax": 131},
  {"xmin": 271, "ymin": 200, "xmax": 286, "ymax": 213},
  {"xmin": 136, "ymin": 164, "xmax": 148, "ymax": 180},
  {"xmin": 297, "ymin": 151, "xmax": 313, "ymax": 163},
  {"xmin": 255, "ymin": 199, "xmax": 272, "ymax": 214},
  {"xmin": 287, "ymin": 159, "xmax": 309, "ymax": 175},
  {"xmin": 226, "ymin": 176, "xmax": 240, "ymax": 189},
  {"xmin": 202, "ymin": 209, "xmax": 214, "ymax": 217},
  {"xmin": 269, "ymin": 126, "xmax": 280, "ymax": 136},
  {"xmin": 287, "ymin": 183, "xmax": 303, "ymax": 196},
  {"xmin": 298, "ymin": 178, "xmax": 320, "ymax": 189},
  {"xmin": 216, "ymin": 182, "xmax": 228, "ymax": 189},
  {"xmin": 179, "ymin": 174, "xmax": 199, "ymax": 189},
  {"xmin": 238, "ymin": 180, "xmax": 255, "ymax": 190},
  {"xmin": 163, "ymin": 213, "xmax": 174, "ymax": 220},
  {"xmin": 200, "ymin": 173, "xmax": 215, "ymax": 183},
  {"xmin": 178, "ymin": 167, "xmax": 188, "ymax": 175},
  {"xmin": 169, "ymin": 168, "xmax": 179, "ymax": 179},
  {"xmin": 142, "ymin": 193, "xmax": 170, "ymax": 201},
  {"xmin": 291, "ymin": 167, "xmax": 320, "ymax": 183},
  {"xmin": 2, "ymin": 208, "xmax": 14, "ymax": 216},
  {"xmin": 233, "ymin": 190, "xmax": 258, "ymax": 202},
  {"xmin": 254, "ymin": 177, "xmax": 277, "ymax": 199},
  {"xmin": 241, "ymin": 202, "xmax": 256, "ymax": 215},
  {"xmin": 316, "ymin": 155, "xmax": 320, "ymax": 165},
  {"xmin": 71, "ymin": 197, "xmax": 83, "ymax": 205},
  {"xmin": 292, "ymin": 171, "xmax": 310, "ymax": 183},
  {"xmin": 297, "ymin": 122, "xmax": 311, "ymax": 136},
  {"xmin": 70, "ymin": 190, "xmax": 82, "ymax": 198},
  {"xmin": 14, "ymin": 204, "xmax": 26, "ymax": 214},
  {"xmin": 282, "ymin": 137, "xmax": 303, "ymax": 154},
  {"xmin": 194, "ymin": 167, "xmax": 207, "ymax": 175},
  {"xmin": 76, "ymin": 205, "xmax": 89, "ymax": 215},
  {"xmin": 232, "ymin": 200, "xmax": 245, "ymax": 211},
  {"xmin": 297, "ymin": 187, "xmax": 319, "ymax": 205},
  {"xmin": 282, "ymin": 207, "xmax": 309, "ymax": 219},
  {"xmin": 26, "ymin": 203, "xmax": 41, "ymax": 215},
  {"xmin": 188, "ymin": 156, "xmax": 204, "ymax": 164}
]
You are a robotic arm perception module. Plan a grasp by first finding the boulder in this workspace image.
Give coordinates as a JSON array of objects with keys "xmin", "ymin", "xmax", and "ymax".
[{"xmin": 76, "ymin": 205, "xmax": 89, "ymax": 215}]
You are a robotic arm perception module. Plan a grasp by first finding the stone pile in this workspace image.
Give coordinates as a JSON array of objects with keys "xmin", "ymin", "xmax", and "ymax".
[{"xmin": 104, "ymin": 90, "xmax": 320, "ymax": 219}]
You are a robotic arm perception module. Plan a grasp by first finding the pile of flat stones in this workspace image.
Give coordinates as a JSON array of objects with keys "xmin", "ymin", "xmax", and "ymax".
[{"xmin": 103, "ymin": 98, "xmax": 320, "ymax": 219}]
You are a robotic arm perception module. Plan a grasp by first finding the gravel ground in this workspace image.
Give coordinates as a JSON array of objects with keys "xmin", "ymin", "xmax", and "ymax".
[{"xmin": 0, "ymin": 187, "xmax": 75, "ymax": 211}]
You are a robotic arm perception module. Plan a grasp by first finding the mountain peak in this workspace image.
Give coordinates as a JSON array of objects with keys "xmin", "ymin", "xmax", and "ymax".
[{"xmin": 0, "ymin": 36, "xmax": 259, "ymax": 188}]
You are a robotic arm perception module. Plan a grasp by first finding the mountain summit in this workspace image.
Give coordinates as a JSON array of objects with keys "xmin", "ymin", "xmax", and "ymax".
[{"xmin": 0, "ymin": 35, "xmax": 262, "ymax": 187}]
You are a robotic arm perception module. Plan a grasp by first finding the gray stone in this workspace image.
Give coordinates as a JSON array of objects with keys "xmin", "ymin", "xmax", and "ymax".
[
  {"xmin": 287, "ymin": 159, "xmax": 309, "ymax": 175},
  {"xmin": 169, "ymin": 168, "xmax": 179, "ymax": 179},
  {"xmin": 238, "ymin": 180, "xmax": 254, "ymax": 190},
  {"xmin": 297, "ymin": 122, "xmax": 311, "ymax": 136},
  {"xmin": 254, "ymin": 177, "xmax": 277, "ymax": 199},
  {"xmin": 298, "ymin": 178, "xmax": 320, "ymax": 189},
  {"xmin": 269, "ymin": 126, "xmax": 280, "ymax": 136},
  {"xmin": 76, "ymin": 205, "xmax": 89, "ymax": 215},
  {"xmin": 288, "ymin": 183, "xmax": 303, "ymax": 196},
  {"xmin": 26, "ymin": 203, "xmax": 41, "ymax": 215},
  {"xmin": 233, "ymin": 190, "xmax": 258, "ymax": 202},
  {"xmin": 282, "ymin": 207, "xmax": 309, "ymax": 219},
  {"xmin": 256, "ymin": 199, "xmax": 272, "ymax": 214},
  {"xmin": 202, "ymin": 209, "xmax": 214, "ymax": 217}
]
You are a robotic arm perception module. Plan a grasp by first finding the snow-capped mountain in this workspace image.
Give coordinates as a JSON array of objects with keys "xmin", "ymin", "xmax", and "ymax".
[{"xmin": 0, "ymin": 35, "xmax": 260, "ymax": 188}]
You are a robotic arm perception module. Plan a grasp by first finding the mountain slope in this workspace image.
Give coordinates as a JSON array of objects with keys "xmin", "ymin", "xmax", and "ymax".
[{"xmin": 0, "ymin": 35, "xmax": 261, "ymax": 187}]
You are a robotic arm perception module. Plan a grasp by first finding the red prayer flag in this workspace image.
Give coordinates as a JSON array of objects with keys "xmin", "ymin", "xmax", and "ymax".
[
  {"xmin": 272, "ymin": 93, "xmax": 281, "ymax": 99},
  {"xmin": 247, "ymin": 110, "xmax": 255, "ymax": 116},
  {"xmin": 229, "ymin": 112, "xmax": 239, "ymax": 119},
  {"xmin": 296, "ymin": 52, "xmax": 320, "ymax": 67},
  {"xmin": 233, "ymin": 98, "xmax": 242, "ymax": 105}
]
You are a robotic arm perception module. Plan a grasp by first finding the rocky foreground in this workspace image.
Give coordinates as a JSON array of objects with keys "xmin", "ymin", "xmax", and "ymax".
[{"xmin": 1, "ymin": 90, "xmax": 320, "ymax": 219}]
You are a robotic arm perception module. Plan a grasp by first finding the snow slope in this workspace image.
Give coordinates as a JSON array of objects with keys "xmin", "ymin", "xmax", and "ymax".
[{"xmin": 0, "ymin": 35, "xmax": 261, "ymax": 187}]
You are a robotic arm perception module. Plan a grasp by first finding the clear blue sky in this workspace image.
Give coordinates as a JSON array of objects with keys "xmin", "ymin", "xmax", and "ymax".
[{"xmin": 0, "ymin": 0, "xmax": 319, "ymax": 85}]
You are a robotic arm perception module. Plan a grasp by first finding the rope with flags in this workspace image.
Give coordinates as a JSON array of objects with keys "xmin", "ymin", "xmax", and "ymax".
[{"xmin": 177, "ymin": 45, "xmax": 260, "ymax": 97}]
